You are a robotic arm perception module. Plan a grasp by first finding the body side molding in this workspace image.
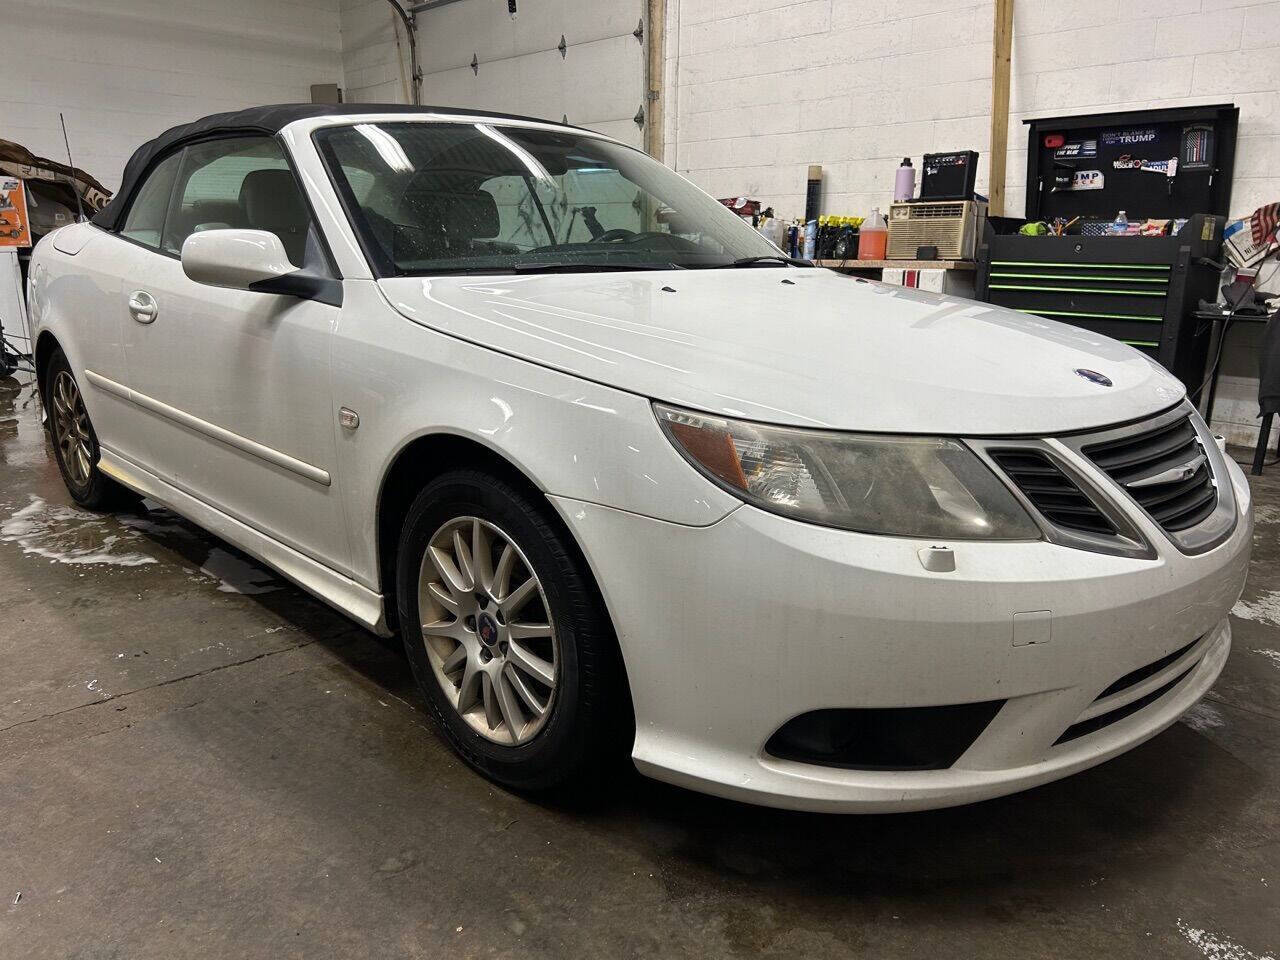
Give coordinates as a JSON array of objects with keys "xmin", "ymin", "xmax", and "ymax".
[{"xmin": 84, "ymin": 369, "xmax": 331, "ymax": 486}]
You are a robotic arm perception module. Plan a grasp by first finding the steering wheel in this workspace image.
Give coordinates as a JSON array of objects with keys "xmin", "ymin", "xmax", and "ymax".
[{"xmin": 590, "ymin": 228, "xmax": 638, "ymax": 243}]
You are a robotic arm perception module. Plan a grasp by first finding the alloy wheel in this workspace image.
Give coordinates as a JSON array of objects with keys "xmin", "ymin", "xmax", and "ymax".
[
  {"xmin": 51, "ymin": 370, "xmax": 93, "ymax": 487},
  {"xmin": 418, "ymin": 516, "xmax": 559, "ymax": 745}
]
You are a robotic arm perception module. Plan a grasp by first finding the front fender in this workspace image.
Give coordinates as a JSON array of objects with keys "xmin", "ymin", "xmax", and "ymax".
[{"xmin": 332, "ymin": 280, "xmax": 739, "ymax": 590}]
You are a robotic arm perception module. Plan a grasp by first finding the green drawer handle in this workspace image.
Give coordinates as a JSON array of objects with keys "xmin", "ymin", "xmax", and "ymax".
[
  {"xmin": 990, "ymin": 283, "xmax": 1166, "ymax": 297},
  {"xmin": 991, "ymin": 272, "xmax": 1168, "ymax": 284},
  {"xmin": 990, "ymin": 261, "xmax": 1170, "ymax": 271},
  {"xmin": 1014, "ymin": 308, "xmax": 1163, "ymax": 323}
]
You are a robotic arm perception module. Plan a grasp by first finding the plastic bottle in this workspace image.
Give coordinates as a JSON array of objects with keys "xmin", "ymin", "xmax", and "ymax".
[
  {"xmin": 815, "ymin": 216, "xmax": 831, "ymax": 259},
  {"xmin": 1110, "ymin": 210, "xmax": 1129, "ymax": 236},
  {"xmin": 832, "ymin": 218, "xmax": 855, "ymax": 260},
  {"xmin": 894, "ymin": 157, "xmax": 915, "ymax": 203},
  {"xmin": 758, "ymin": 217, "xmax": 784, "ymax": 249},
  {"xmin": 858, "ymin": 207, "xmax": 887, "ymax": 261},
  {"xmin": 803, "ymin": 219, "xmax": 818, "ymax": 260}
]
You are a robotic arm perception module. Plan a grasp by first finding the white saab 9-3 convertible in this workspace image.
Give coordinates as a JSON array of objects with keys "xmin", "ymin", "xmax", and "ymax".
[{"xmin": 29, "ymin": 105, "xmax": 1251, "ymax": 812}]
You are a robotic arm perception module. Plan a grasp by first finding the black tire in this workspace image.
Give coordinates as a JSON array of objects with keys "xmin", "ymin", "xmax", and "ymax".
[
  {"xmin": 396, "ymin": 468, "xmax": 630, "ymax": 792},
  {"xmin": 44, "ymin": 348, "xmax": 139, "ymax": 511}
]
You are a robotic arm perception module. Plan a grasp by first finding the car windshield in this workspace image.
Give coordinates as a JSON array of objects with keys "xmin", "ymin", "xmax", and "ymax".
[{"xmin": 313, "ymin": 121, "xmax": 785, "ymax": 275}]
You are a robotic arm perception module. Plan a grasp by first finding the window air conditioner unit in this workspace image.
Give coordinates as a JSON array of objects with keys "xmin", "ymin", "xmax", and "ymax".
[{"xmin": 886, "ymin": 200, "xmax": 987, "ymax": 261}]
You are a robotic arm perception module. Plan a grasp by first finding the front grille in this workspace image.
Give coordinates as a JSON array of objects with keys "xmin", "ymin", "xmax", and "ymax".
[
  {"xmin": 1097, "ymin": 636, "xmax": 1201, "ymax": 699},
  {"xmin": 1083, "ymin": 416, "xmax": 1217, "ymax": 532},
  {"xmin": 1054, "ymin": 635, "xmax": 1207, "ymax": 745},
  {"xmin": 1055, "ymin": 663, "xmax": 1196, "ymax": 744},
  {"xmin": 989, "ymin": 450, "xmax": 1117, "ymax": 535}
]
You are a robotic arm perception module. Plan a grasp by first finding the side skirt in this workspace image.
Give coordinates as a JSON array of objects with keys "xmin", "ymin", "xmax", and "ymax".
[{"xmin": 98, "ymin": 447, "xmax": 392, "ymax": 637}]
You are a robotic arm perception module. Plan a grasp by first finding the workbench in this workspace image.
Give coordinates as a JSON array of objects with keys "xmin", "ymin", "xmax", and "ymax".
[{"xmin": 815, "ymin": 259, "xmax": 977, "ymax": 297}]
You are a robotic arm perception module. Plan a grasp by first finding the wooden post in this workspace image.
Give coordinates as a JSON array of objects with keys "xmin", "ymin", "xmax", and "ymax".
[
  {"xmin": 646, "ymin": 0, "xmax": 666, "ymax": 161},
  {"xmin": 989, "ymin": 0, "xmax": 1014, "ymax": 217}
]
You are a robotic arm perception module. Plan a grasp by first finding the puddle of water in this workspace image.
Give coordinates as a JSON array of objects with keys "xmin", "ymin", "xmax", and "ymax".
[
  {"xmin": 1177, "ymin": 919, "xmax": 1275, "ymax": 960},
  {"xmin": 1181, "ymin": 701, "xmax": 1226, "ymax": 733},
  {"xmin": 1231, "ymin": 590, "xmax": 1280, "ymax": 627},
  {"xmin": 1251, "ymin": 503, "xmax": 1280, "ymax": 526},
  {"xmin": 199, "ymin": 547, "xmax": 279, "ymax": 595},
  {"xmin": 121, "ymin": 504, "xmax": 278, "ymax": 593},
  {"xmin": 0, "ymin": 496, "xmax": 280, "ymax": 597},
  {"xmin": 0, "ymin": 497, "xmax": 157, "ymax": 566},
  {"xmin": 0, "ymin": 377, "xmax": 56, "ymax": 468},
  {"xmin": 118, "ymin": 508, "xmax": 201, "ymax": 539}
]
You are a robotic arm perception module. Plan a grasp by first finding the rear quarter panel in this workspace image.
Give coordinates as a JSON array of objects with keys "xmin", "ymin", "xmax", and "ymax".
[{"xmin": 28, "ymin": 225, "xmax": 129, "ymax": 437}]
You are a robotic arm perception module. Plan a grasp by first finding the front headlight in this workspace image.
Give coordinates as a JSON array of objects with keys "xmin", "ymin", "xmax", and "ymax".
[{"xmin": 655, "ymin": 404, "xmax": 1039, "ymax": 540}]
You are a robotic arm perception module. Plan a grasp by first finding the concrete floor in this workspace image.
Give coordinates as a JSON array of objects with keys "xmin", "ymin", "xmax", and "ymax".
[{"xmin": 0, "ymin": 372, "xmax": 1277, "ymax": 960}]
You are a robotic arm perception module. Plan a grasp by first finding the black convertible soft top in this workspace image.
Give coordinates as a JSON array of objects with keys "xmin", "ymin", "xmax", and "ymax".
[{"xmin": 93, "ymin": 102, "xmax": 576, "ymax": 232}]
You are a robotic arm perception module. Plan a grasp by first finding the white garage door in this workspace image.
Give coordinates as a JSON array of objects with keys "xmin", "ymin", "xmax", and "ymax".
[{"xmin": 414, "ymin": 0, "xmax": 648, "ymax": 148}]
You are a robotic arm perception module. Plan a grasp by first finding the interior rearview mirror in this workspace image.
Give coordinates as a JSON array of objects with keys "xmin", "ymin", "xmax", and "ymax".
[{"xmin": 181, "ymin": 229, "xmax": 296, "ymax": 292}]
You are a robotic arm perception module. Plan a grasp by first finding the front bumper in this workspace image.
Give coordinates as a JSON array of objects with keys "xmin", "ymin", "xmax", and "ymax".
[{"xmin": 551, "ymin": 454, "xmax": 1252, "ymax": 813}]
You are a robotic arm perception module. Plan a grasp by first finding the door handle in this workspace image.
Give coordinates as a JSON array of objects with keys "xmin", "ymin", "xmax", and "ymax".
[{"xmin": 127, "ymin": 290, "xmax": 158, "ymax": 324}]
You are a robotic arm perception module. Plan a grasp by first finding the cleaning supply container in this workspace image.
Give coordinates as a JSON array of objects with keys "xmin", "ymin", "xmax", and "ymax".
[{"xmin": 858, "ymin": 207, "xmax": 887, "ymax": 260}]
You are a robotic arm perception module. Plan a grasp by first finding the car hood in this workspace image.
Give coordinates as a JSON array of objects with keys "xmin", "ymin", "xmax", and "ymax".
[{"xmin": 377, "ymin": 269, "xmax": 1185, "ymax": 434}]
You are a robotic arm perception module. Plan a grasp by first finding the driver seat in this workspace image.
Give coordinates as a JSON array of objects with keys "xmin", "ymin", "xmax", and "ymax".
[{"xmin": 396, "ymin": 179, "xmax": 501, "ymax": 261}]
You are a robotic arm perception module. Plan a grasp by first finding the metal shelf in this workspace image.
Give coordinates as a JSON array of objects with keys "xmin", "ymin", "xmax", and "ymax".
[{"xmin": 814, "ymin": 259, "xmax": 976, "ymax": 270}]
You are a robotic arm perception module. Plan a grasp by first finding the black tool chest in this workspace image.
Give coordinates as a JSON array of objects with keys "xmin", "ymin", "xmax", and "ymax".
[
  {"xmin": 975, "ymin": 215, "xmax": 1225, "ymax": 386},
  {"xmin": 976, "ymin": 104, "xmax": 1238, "ymax": 391}
]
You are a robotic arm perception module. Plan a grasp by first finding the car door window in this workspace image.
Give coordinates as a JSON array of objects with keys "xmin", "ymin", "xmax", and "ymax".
[
  {"xmin": 160, "ymin": 137, "xmax": 312, "ymax": 266},
  {"xmin": 119, "ymin": 152, "xmax": 183, "ymax": 249}
]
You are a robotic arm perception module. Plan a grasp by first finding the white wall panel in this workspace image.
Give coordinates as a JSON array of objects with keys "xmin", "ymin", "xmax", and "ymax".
[
  {"xmin": 0, "ymin": 0, "xmax": 343, "ymax": 192},
  {"xmin": 415, "ymin": 0, "xmax": 644, "ymax": 70},
  {"xmin": 341, "ymin": 0, "xmax": 648, "ymax": 147}
]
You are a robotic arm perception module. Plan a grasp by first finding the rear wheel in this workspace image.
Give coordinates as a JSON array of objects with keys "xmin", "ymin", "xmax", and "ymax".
[
  {"xmin": 396, "ymin": 469, "xmax": 629, "ymax": 792},
  {"xmin": 45, "ymin": 349, "xmax": 138, "ymax": 510}
]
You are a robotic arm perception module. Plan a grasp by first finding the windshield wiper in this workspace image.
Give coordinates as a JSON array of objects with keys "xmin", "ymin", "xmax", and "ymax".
[
  {"xmin": 510, "ymin": 261, "xmax": 685, "ymax": 273},
  {"xmin": 402, "ymin": 261, "xmax": 688, "ymax": 277},
  {"xmin": 727, "ymin": 254, "xmax": 813, "ymax": 268},
  {"xmin": 683, "ymin": 254, "xmax": 812, "ymax": 270}
]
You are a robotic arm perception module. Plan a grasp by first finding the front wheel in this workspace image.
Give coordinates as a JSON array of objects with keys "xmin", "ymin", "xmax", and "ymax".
[{"xmin": 396, "ymin": 469, "xmax": 629, "ymax": 792}]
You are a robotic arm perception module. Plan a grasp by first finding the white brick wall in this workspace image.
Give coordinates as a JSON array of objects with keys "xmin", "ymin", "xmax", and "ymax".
[
  {"xmin": 1004, "ymin": 0, "xmax": 1280, "ymax": 218},
  {"xmin": 0, "ymin": 0, "xmax": 344, "ymax": 193},
  {"xmin": 665, "ymin": 0, "xmax": 996, "ymax": 219},
  {"xmin": 664, "ymin": 0, "xmax": 1280, "ymax": 225}
]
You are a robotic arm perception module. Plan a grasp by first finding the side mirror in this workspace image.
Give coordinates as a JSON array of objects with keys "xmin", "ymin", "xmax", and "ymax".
[{"xmin": 181, "ymin": 229, "xmax": 296, "ymax": 291}]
